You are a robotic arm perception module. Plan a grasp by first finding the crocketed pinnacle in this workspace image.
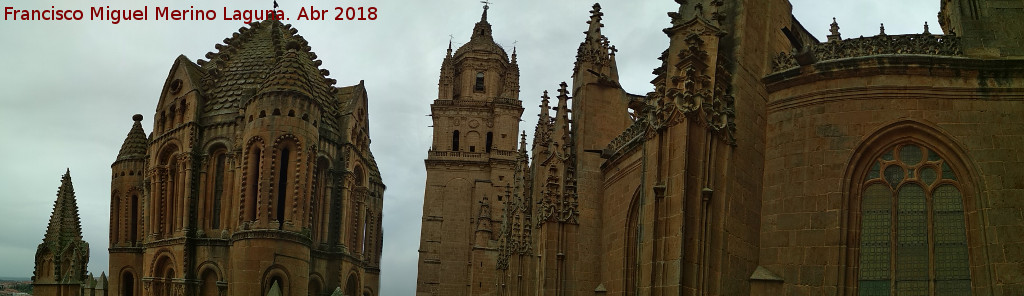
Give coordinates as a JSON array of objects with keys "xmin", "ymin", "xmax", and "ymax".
[
  {"xmin": 585, "ymin": 3, "xmax": 604, "ymax": 42},
  {"xmin": 43, "ymin": 169, "xmax": 84, "ymax": 245},
  {"xmin": 116, "ymin": 114, "xmax": 148, "ymax": 162},
  {"xmin": 533, "ymin": 91, "xmax": 552, "ymax": 149},
  {"xmin": 519, "ymin": 131, "xmax": 528, "ymax": 153},
  {"xmin": 552, "ymin": 82, "xmax": 571, "ymax": 144},
  {"xmin": 573, "ymin": 3, "xmax": 618, "ymax": 80}
]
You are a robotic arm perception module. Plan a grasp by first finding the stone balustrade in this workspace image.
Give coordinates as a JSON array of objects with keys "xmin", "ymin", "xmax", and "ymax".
[{"xmin": 772, "ymin": 33, "xmax": 963, "ymax": 72}]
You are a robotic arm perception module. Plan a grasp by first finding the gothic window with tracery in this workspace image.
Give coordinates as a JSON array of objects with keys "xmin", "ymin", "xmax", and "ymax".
[{"xmin": 858, "ymin": 143, "xmax": 971, "ymax": 296}]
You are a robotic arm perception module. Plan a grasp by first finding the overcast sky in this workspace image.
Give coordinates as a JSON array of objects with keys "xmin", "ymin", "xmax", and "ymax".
[{"xmin": 0, "ymin": 0, "xmax": 937, "ymax": 294}]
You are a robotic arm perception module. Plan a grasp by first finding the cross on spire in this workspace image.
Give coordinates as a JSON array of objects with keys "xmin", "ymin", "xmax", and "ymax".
[{"xmin": 481, "ymin": 0, "xmax": 492, "ymax": 9}]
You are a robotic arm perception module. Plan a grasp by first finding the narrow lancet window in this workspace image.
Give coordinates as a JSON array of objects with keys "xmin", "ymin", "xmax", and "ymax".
[
  {"xmin": 276, "ymin": 148, "xmax": 291, "ymax": 228},
  {"xmin": 212, "ymin": 153, "xmax": 226, "ymax": 229}
]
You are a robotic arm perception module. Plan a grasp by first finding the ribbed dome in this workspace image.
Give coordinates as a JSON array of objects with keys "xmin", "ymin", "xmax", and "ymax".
[{"xmin": 116, "ymin": 114, "xmax": 148, "ymax": 162}]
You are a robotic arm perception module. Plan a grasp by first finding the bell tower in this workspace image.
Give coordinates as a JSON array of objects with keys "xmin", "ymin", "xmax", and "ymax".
[{"xmin": 416, "ymin": 4, "xmax": 525, "ymax": 296}]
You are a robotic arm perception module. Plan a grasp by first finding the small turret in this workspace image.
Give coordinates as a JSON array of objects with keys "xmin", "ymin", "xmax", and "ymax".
[{"xmin": 111, "ymin": 115, "xmax": 147, "ymax": 246}]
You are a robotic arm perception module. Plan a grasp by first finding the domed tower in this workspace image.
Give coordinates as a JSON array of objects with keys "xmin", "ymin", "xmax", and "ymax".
[
  {"xmin": 107, "ymin": 20, "xmax": 386, "ymax": 296},
  {"xmin": 417, "ymin": 4, "xmax": 525, "ymax": 296}
]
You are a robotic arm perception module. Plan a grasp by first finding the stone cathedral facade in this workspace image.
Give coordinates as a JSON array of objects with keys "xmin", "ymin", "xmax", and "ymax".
[
  {"xmin": 104, "ymin": 20, "xmax": 385, "ymax": 296},
  {"xmin": 417, "ymin": 1, "xmax": 1024, "ymax": 295}
]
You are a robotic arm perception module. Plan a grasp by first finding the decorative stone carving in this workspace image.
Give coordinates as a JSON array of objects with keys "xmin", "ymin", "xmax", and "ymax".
[{"xmin": 771, "ymin": 33, "xmax": 963, "ymax": 72}]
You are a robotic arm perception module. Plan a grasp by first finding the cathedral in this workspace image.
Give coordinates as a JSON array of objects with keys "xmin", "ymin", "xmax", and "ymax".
[
  {"xmin": 33, "ymin": 19, "xmax": 386, "ymax": 296},
  {"xmin": 416, "ymin": 1, "xmax": 1024, "ymax": 295}
]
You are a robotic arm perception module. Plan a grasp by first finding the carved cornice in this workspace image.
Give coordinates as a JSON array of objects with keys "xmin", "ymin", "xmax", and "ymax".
[
  {"xmin": 772, "ymin": 34, "xmax": 963, "ymax": 73},
  {"xmin": 144, "ymin": 237, "xmax": 186, "ymax": 248},
  {"xmin": 230, "ymin": 229, "xmax": 313, "ymax": 246},
  {"xmin": 109, "ymin": 246, "xmax": 145, "ymax": 254}
]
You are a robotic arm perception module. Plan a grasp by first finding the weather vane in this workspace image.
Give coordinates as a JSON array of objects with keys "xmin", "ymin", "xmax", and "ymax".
[{"xmin": 481, "ymin": 0, "xmax": 491, "ymax": 9}]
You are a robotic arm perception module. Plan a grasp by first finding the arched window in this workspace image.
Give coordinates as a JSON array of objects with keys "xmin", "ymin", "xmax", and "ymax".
[
  {"xmin": 354, "ymin": 166, "xmax": 365, "ymax": 187},
  {"xmin": 475, "ymin": 72, "xmax": 485, "ymax": 92},
  {"xmin": 857, "ymin": 143, "xmax": 971, "ymax": 295},
  {"xmin": 122, "ymin": 272, "xmax": 135, "ymax": 296},
  {"xmin": 212, "ymin": 153, "xmax": 227, "ymax": 229},
  {"xmin": 200, "ymin": 269, "xmax": 218, "ymax": 296},
  {"xmin": 308, "ymin": 277, "xmax": 322, "ymax": 296},
  {"xmin": 624, "ymin": 188, "xmax": 640, "ymax": 296},
  {"xmin": 452, "ymin": 130, "xmax": 460, "ymax": 151},
  {"xmin": 345, "ymin": 274, "xmax": 359, "ymax": 296}
]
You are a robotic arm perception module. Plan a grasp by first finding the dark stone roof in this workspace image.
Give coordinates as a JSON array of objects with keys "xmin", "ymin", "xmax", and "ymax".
[
  {"xmin": 116, "ymin": 114, "xmax": 148, "ymax": 162},
  {"xmin": 198, "ymin": 20, "xmax": 337, "ymax": 116}
]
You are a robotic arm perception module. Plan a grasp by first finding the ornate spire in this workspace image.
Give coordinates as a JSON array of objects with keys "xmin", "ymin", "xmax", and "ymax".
[
  {"xmin": 116, "ymin": 114, "xmax": 148, "ymax": 162},
  {"xmin": 585, "ymin": 3, "xmax": 604, "ymax": 41},
  {"xmin": 450, "ymin": 0, "xmax": 507, "ymax": 61},
  {"xmin": 533, "ymin": 91, "xmax": 551, "ymax": 149},
  {"xmin": 480, "ymin": 1, "xmax": 490, "ymax": 22},
  {"xmin": 573, "ymin": 3, "xmax": 618, "ymax": 85},
  {"xmin": 552, "ymin": 82, "xmax": 571, "ymax": 145},
  {"xmin": 44, "ymin": 169, "xmax": 84, "ymax": 244},
  {"xmin": 471, "ymin": 2, "xmax": 494, "ymax": 42},
  {"xmin": 519, "ymin": 130, "xmax": 528, "ymax": 153},
  {"xmin": 35, "ymin": 169, "xmax": 90, "ymax": 285},
  {"xmin": 438, "ymin": 38, "xmax": 456, "ymax": 99}
]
